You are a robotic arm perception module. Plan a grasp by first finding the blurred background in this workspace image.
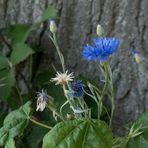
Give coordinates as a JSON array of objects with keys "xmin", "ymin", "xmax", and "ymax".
[{"xmin": 0, "ymin": 0, "xmax": 148, "ymax": 135}]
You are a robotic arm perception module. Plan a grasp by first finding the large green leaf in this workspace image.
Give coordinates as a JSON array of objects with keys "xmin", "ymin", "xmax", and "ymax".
[
  {"xmin": 0, "ymin": 101, "xmax": 32, "ymax": 147},
  {"xmin": 43, "ymin": 119, "xmax": 113, "ymax": 148},
  {"xmin": 0, "ymin": 68, "xmax": 15, "ymax": 100},
  {"xmin": 127, "ymin": 111, "xmax": 148, "ymax": 148},
  {"xmin": 10, "ymin": 43, "xmax": 34, "ymax": 65},
  {"xmin": 6, "ymin": 24, "xmax": 30, "ymax": 44}
]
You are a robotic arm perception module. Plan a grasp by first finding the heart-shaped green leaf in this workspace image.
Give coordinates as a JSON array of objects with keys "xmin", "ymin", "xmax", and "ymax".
[{"xmin": 43, "ymin": 119, "xmax": 113, "ymax": 148}]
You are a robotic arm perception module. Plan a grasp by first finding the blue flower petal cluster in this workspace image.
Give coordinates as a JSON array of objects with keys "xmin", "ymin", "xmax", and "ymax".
[
  {"xmin": 72, "ymin": 80, "xmax": 84, "ymax": 98},
  {"xmin": 82, "ymin": 37, "xmax": 119, "ymax": 61}
]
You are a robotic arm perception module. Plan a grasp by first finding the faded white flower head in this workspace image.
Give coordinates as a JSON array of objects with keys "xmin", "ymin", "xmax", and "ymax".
[
  {"xmin": 36, "ymin": 90, "xmax": 52, "ymax": 112},
  {"xmin": 51, "ymin": 70, "xmax": 74, "ymax": 85}
]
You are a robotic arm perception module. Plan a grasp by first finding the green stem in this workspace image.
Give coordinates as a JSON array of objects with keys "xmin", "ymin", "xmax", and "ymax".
[
  {"xmin": 30, "ymin": 118, "xmax": 52, "ymax": 129},
  {"xmin": 83, "ymin": 88, "xmax": 100, "ymax": 118},
  {"xmin": 15, "ymin": 84, "xmax": 23, "ymax": 105},
  {"xmin": 109, "ymin": 96, "xmax": 115, "ymax": 127},
  {"xmin": 48, "ymin": 106, "xmax": 64, "ymax": 121},
  {"xmin": 50, "ymin": 33, "xmax": 65, "ymax": 73},
  {"xmin": 107, "ymin": 64, "xmax": 115, "ymax": 127},
  {"xmin": 99, "ymin": 62, "xmax": 115, "ymax": 127},
  {"xmin": 29, "ymin": 55, "xmax": 33, "ymax": 82},
  {"xmin": 60, "ymin": 100, "xmax": 69, "ymax": 117},
  {"xmin": 77, "ymin": 99, "xmax": 87, "ymax": 118}
]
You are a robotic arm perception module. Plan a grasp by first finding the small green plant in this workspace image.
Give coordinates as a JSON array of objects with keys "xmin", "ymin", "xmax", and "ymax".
[{"xmin": 0, "ymin": 5, "xmax": 147, "ymax": 148}]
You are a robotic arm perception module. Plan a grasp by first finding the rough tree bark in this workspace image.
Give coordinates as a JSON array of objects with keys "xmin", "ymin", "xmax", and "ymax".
[{"xmin": 0, "ymin": 0, "xmax": 148, "ymax": 135}]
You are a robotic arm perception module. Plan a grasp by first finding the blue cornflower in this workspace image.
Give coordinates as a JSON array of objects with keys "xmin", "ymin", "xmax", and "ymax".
[
  {"xmin": 82, "ymin": 37, "xmax": 119, "ymax": 61},
  {"xmin": 72, "ymin": 80, "xmax": 84, "ymax": 97}
]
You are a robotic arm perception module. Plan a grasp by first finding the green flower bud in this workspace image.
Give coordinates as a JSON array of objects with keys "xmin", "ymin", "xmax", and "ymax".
[
  {"xmin": 50, "ymin": 20, "xmax": 57, "ymax": 33},
  {"xmin": 134, "ymin": 54, "xmax": 142, "ymax": 64},
  {"xmin": 96, "ymin": 24, "xmax": 105, "ymax": 37}
]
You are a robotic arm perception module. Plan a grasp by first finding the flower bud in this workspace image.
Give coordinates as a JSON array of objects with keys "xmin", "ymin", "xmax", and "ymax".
[
  {"xmin": 131, "ymin": 48, "xmax": 142, "ymax": 64},
  {"xmin": 49, "ymin": 20, "xmax": 57, "ymax": 33},
  {"xmin": 134, "ymin": 53, "xmax": 142, "ymax": 64},
  {"xmin": 96, "ymin": 24, "xmax": 105, "ymax": 37}
]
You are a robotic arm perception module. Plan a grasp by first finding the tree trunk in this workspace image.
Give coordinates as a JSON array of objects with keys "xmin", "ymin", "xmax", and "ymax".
[{"xmin": 0, "ymin": 0, "xmax": 148, "ymax": 135}]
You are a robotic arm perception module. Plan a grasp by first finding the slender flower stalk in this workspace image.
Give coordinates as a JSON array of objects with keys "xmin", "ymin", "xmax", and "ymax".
[
  {"xmin": 47, "ymin": 105, "xmax": 64, "ymax": 121},
  {"xmin": 98, "ymin": 62, "xmax": 115, "ymax": 127},
  {"xmin": 106, "ymin": 63, "xmax": 115, "ymax": 127},
  {"xmin": 29, "ymin": 118, "xmax": 52, "ymax": 129},
  {"xmin": 49, "ymin": 21, "xmax": 65, "ymax": 72}
]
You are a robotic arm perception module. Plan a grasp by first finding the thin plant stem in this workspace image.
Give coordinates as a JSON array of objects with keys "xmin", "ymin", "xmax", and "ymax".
[
  {"xmin": 99, "ymin": 62, "xmax": 115, "ymax": 127},
  {"xmin": 109, "ymin": 96, "xmax": 115, "ymax": 127},
  {"xmin": 106, "ymin": 63, "xmax": 115, "ymax": 127},
  {"xmin": 15, "ymin": 84, "xmax": 23, "ymax": 105},
  {"xmin": 30, "ymin": 118, "xmax": 52, "ymax": 129},
  {"xmin": 47, "ymin": 106, "xmax": 64, "ymax": 121},
  {"xmin": 83, "ymin": 89, "xmax": 100, "ymax": 118},
  {"xmin": 77, "ymin": 99, "xmax": 87, "ymax": 118},
  {"xmin": 49, "ymin": 33, "xmax": 65, "ymax": 73},
  {"xmin": 60, "ymin": 100, "xmax": 69, "ymax": 117},
  {"xmin": 29, "ymin": 55, "xmax": 33, "ymax": 82}
]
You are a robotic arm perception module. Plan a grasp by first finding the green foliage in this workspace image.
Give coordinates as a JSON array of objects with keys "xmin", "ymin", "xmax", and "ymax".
[
  {"xmin": 10, "ymin": 43, "xmax": 34, "ymax": 65},
  {"xmin": 0, "ymin": 5, "xmax": 60, "ymax": 148},
  {"xmin": 0, "ymin": 4, "xmax": 147, "ymax": 148},
  {"xmin": 4, "ymin": 138, "xmax": 15, "ymax": 148},
  {"xmin": 25, "ymin": 125, "xmax": 48, "ymax": 148},
  {"xmin": 0, "ymin": 101, "xmax": 32, "ymax": 147},
  {"xmin": 5, "ymin": 24, "xmax": 34, "ymax": 65},
  {"xmin": 43, "ymin": 119, "xmax": 113, "ymax": 148},
  {"xmin": 0, "ymin": 68, "xmax": 15, "ymax": 100},
  {"xmin": 0, "ymin": 53, "xmax": 10, "ymax": 70},
  {"xmin": 42, "ymin": 5, "xmax": 57, "ymax": 21},
  {"xmin": 0, "ymin": 5, "xmax": 57, "ymax": 101},
  {"xmin": 6, "ymin": 24, "xmax": 30, "ymax": 44},
  {"xmin": 127, "ymin": 111, "xmax": 148, "ymax": 148}
]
